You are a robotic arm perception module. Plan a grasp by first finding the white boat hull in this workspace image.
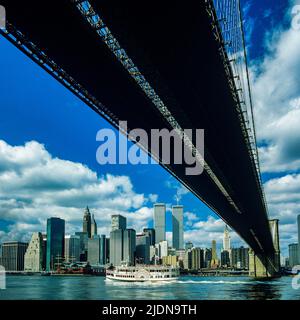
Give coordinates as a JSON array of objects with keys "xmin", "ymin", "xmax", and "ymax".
[
  {"xmin": 106, "ymin": 265, "xmax": 180, "ymax": 282},
  {"xmin": 106, "ymin": 274, "xmax": 178, "ymax": 282}
]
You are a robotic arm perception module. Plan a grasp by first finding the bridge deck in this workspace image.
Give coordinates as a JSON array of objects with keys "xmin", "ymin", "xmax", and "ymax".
[{"xmin": 1, "ymin": 0, "xmax": 274, "ymax": 255}]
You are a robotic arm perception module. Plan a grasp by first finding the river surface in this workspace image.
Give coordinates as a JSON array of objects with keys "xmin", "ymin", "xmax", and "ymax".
[{"xmin": 0, "ymin": 275, "xmax": 298, "ymax": 300}]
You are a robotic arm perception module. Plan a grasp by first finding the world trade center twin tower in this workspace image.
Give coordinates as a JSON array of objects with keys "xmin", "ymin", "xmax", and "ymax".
[{"xmin": 154, "ymin": 204, "xmax": 184, "ymax": 250}]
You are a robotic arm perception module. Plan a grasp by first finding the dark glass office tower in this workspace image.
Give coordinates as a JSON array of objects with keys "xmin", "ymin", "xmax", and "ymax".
[
  {"xmin": 143, "ymin": 228, "xmax": 156, "ymax": 246},
  {"xmin": 99, "ymin": 234, "xmax": 107, "ymax": 265},
  {"xmin": 46, "ymin": 217, "xmax": 65, "ymax": 271}
]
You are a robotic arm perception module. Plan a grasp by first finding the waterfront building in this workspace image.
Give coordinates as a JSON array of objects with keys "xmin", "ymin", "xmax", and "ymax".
[
  {"xmin": 106, "ymin": 238, "xmax": 110, "ymax": 264},
  {"xmin": 172, "ymin": 205, "xmax": 184, "ymax": 250},
  {"xmin": 143, "ymin": 228, "xmax": 155, "ymax": 246},
  {"xmin": 154, "ymin": 204, "xmax": 166, "ymax": 244},
  {"xmin": 75, "ymin": 231, "xmax": 88, "ymax": 262},
  {"xmin": 88, "ymin": 235, "xmax": 101, "ymax": 265},
  {"xmin": 210, "ymin": 240, "xmax": 219, "ymax": 268},
  {"xmin": 1, "ymin": 241, "xmax": 28, "ymax": 271},
  {"xmin": 109, "ymin": 229, "xmax": 123, "ymax": 266},
  {"xmin": 24, "ymin": 232, "xmax": 44, "ymax": 272},
  {"xmin": 83, "ymin": 206, "xmax": 92, "ymax": 238},
  {"xmin": 150, "ymin": 245, "xmax": 156, "ymax": 264},
  {"xmin": 99, "ymin": 235, "xmax": 107, "ymax": 265},
  {"xmin": 231, "ymin": 246, "xmax": 249, "ymax": 269},
  {"xmin": 91, "ymin": 214, "xmax": 98, "ymax": 238},
  {"xmin": 64, "ymin": 235, "xmax": 81, "ymax": 263},
  {"xmin": 136, "ymin": 233, "xmax": 150, "ymax": 264},
  {"xmin": 185, "ymin": 241, "xmax": 193, "ymax": 250},
  {"xmin": 42, "ymin": 234, "xmax": 47, "ymax": 270},
  {"xmin": 204, "ymin": 248, "xmax": 212, "ymax": 268},
  {"xmin": 221, "ymin": 250, "xmax": 230, "ymax": 267},
  {"xmin": 176, "ymin": 249, "xmax": 186, "ymax": 269},
  {"xmin": 111, "ymin": 214, "xmax": 127, "ymax": 231},
  {"xmin": 222, "ymin": 225, "xmax": 231, "ymax": 266},
  {"xmin": 123, "ymin": 229, "xmax": 136, "ymax": 266},
  {"xmin": 162, "ymin": 255, "xmax": 177, "ymax": 267},
  {"xmin": 46, "ymin": 217, "xmax": 65, "ymax": 271},
  {"xmin": 223, "ymin": 225, "xmax": 231, "ymax": 251},
  {"xmin": 184, "ymin": 249, "xmax": 192, "ymax": 270},
  {"xmin": 157, "ymin": 240, "xmax": 168, "ymax": 258},
  {"xmin": 191, "ymin": 247, "xmax": 205, "ymax": 270},
  {"xmin": 289, "ymin": 243, "xmax": 299, "ymax": 268}
]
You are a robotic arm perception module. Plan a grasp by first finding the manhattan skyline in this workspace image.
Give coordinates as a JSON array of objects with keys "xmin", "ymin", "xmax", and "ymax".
[{"xmin": 0, "ymin": 0, "xmax": 300, "ymax": 258}]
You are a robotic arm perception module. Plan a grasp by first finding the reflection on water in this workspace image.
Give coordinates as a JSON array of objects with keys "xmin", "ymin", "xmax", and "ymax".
[
  {"xmin": 240, "ymin": 279, "xmax": 282, "ymax": 300},
  {"xmin": 0, "ymin": 275, "xmax": 298, "ymax": 300}
]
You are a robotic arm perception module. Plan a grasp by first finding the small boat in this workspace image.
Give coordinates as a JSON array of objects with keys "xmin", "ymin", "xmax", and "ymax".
[{"xmin": 106, "ymin": 264, "xmax": 179, "ymax": 282}]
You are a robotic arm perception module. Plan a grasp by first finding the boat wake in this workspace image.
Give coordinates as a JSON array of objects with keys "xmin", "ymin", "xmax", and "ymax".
[
  {"xmin": 104, "ymin": 278, "xmax": 177, "ymax": 286},
  {"xmin": 177, "ymin": 280, "xmax": 258, "ymax": 285}
]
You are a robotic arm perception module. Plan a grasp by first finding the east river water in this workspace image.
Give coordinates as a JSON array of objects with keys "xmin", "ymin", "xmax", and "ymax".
[{"xmin": 0, "ymin": 275, "xmax": 299, "ymax": 300}]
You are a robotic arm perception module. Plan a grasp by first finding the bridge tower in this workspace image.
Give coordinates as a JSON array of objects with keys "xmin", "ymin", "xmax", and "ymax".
[{"xmin": 249, "ymin": 219, "xmax": 280, "ymax": 278}]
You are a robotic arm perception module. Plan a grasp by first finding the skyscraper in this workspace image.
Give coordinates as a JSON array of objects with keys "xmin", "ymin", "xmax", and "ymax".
[
  {"xmin": 204, "ymin": 248, "xmax": 212, "ymax": 268},
  {"xmin": 143, "ymin": 228, "xmax": 155, "ymax": 246},
  {"xmin": 154, "ymin": 204, "xmax": 166, "ymax": 244},
  {"xmin": 223, "ymin": 225, "xmax": 231, "ymax": 251},
  {"xmin": 157, "ymin": 240, "xmax": 168, "ymax": 258},
  {"xmin": 136, "ymin": 233, "xmax": 150, "ymax": 264},
  {"xmin": 111, "ymin": 215, "xmax": 127, "ymax": 231},
  {"xmin": 75, "ymin": 231, "xmax": 88, "ymax": 261},
  {"xmin": 99, "ymin": 235, "xmax": 107, "ymax": 265},
  {"xmin": 64, "ymin": 235, "xmax": 80, "ymax": 263},
  {"xmin": 172, "ymin": 205, "xmax": 184, "ymax": 250},
  {"xmin": 289, "ymin": 243, "xmax": 299, "ymax": 268},
  {"xmin": 210, "ymin": 240, "xmax": 219, "ymax": 268},
  {"xmin": 46, "ymin": 217, "xmax": 65, "ymax": 271},
  {"xmin": 222, "ymin": 225, "xmax": 231, "ymax": 267},
  {"xmin": 1, "ymin": 241, "xmax": 28, "ymax": 271},
  {"xmin": 231, "ymin": 246, "xmax": 249, "ymax": 269},
  {"xmin": 91, "ymin": 214, "xmax": 98, "ymax": 238},
  {"xmin": 221, "ymin": 250, "xmax": 230, "ymax": 267},
  {"xmin": 88, "ymin": 235, "xmax": 101, "ymax": 265},
  {"xmin": 106, "ymin": 238, "xmax": 110, "ymax": 264},
  {"xmin": 191, "ymin": 248, "xmax": 205, "ymax": 270},
  {"xmin": 83, "ymin": 206, "xmax": 92, "ymax": 238},
  {"xmin": 123, "ymin": 229, "xmax": 136, "ymax": 266},
  {"xmin": 110, "ymin": 229, "xmax": 123, "ymax": 266},
  {"xmin": 109, "ymin": 215, "xmax": 127, "ymax": 266},
  {"xmin": 184, "ymin": 250, "xmax": 192, "ymax": 270},
  {"xmin": 24, "ymin": 232, "xmax": 44, "ymax": 272}
]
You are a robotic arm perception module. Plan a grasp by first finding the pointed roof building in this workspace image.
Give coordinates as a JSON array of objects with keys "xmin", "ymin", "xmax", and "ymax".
[
  {"xmin": 83, "ymin": 206, "xmax": 92, "ymax": 238},
  {"xmin": 223, "ymin": 225, "xmax": 231, "ymax": 252}
]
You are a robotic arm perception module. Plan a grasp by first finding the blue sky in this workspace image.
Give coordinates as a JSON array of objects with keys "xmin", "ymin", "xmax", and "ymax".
[{"xmin": 0, "ymin": 0, "xmax": 299, "ymax": 257}]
